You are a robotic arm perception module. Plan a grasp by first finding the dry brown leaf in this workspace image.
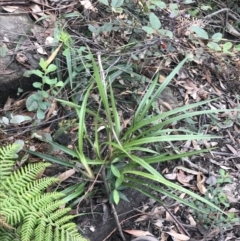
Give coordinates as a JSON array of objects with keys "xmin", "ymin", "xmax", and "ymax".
[
  {"xmin": 2, "ymin": 6, "xmax": 18, "ymax": 12},
  {"xmin": 196, "ymin": 172, "xmax": 207, "ymax": 194},
  {"xmin": 226, "ymin": 144, "xmax": 237, "ymax": 154},
  {"xmin": 166, "ymin": 230, "xmax": 190, "ymax": 241},
  {"xmin": 160, "ymin": 231, "xmax": 169, "ymax": 241},
  {"xmin": 192, "ymin": 140, "xmax": 201, "ymax": 150},
  {"xmin": 153, "ymin": 219, "xmax": 164, "ymax": 228},
  {"xmin": 46, "ymin": 100, "xmax": 57, "ymax": 120},
  {"xmin": 13, "ymin": 99, "xmax": 26, "ymax": 109},
  {"xmin": 211, "ymin": 85, "xmax": 222, "ymax": 96},
  {"xmin": 46, "ymin": 43, "xmax": 62, "ymax": 66},
  {"xmin": 30, "ymin": 3, "xmax": 44, "ymax": 16},
  {"xmin": 177, "ymin": 170, "xmax": 194, "ymax": 186},
  {"xmin": 57, "ymin": 169, "xmax": 76, "ymax": 182},
  {"xmin": 188, "ymin": 214, "xmax": 196, "ymax": 226},
  {"xmin": 124, "ymin": 230, "xmax": 153, "ymax": 237},
  {"xmin": 164, "ymin": 173, "xmax": 177, "ymax": 180},
  {"xmin": 134, "ymin": 214, "xmax": 149, "ymax": 223},
  {"xmin": 80, "ymin": 0, "xmax": 97, "ymax": 11},
  {"xmin": 175, "ymin": 166, "xmax": 199, "ymax": 175},
  {"xmin": 158, "ymin": 74, "xmax": 166, "ymax": 83},
  {"xmin": 3, "ymin": 97, "xmax": 14, "ymax": 110}
]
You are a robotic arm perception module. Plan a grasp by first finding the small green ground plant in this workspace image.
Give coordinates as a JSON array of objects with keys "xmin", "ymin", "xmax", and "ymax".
[
  {"xmin": 194, "ymin": 169, "xmax": 239, "ymax": 230},
  {"xmin": 0, "ymin": 144, "xmax": 88, "ymax": 241},
  {"xmin": 29, "ymin": 51, "xmax": 233, "ymax": 217}
]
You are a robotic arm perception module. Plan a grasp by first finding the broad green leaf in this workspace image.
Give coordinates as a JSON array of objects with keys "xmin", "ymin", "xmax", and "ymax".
[
  {"xmin": 111, "ymin": 165, "xmax": 120, "ymax": 178},
  {"xmin": 190, "ymin": 26, "xmax": 209, "ymax": 39},
  {"xmin": 142, "ymin": 26, "xmax": 155, "ymax": 34},
  {"xmin": 33, "ymin": 82, "xmax": 42, "ymax": 88},
  {"xmin": 0, "ymin": 46, "xmax": 8, "ymax": 57},
  {"xmin": 157, "ymin": 29, "xmax": 173, "ymax": 39},
  {"xmin": 223, "ymin": 42, "xmax": 232, "ymax": 52},
  {"xmin": 39, "ymin": 58, "xmax": 47, "ymax": 71},
  {"xmin": 201, "ymin": 5, "xmax": 212, "ymax": 10},
  {"xmin": 169, "ymin": 3, "xmax": 179, "ymax": 16},
  {"xmin": 24, "ymin": 69, "xmax": 43, "ymax": 78},
  {"xmin": 183, "ymin": 0, "xmax": 194, "ymax": 3},
  {"xmin": 98, "ymin": 0, "xmax": 109, "ymax": 5},
  {"xmin": 115, "ymin": 175, "xmax": 124, "ymax": 188},
  {"xmin": 188, "ymin": 9, "xmax": 199, "ymax": 17},
  {"xmin": 149, "ymin": 12, "xmax": 161, "ymax": 30},
  {"xmin": 207, "ymin": 42, "xmax": 221, "ymax": 51},
  {"xmin": 26, "ymin": 96, "xmax": 38, "ymax": 111},
  {"xmin": 235, "ymin": 44, "xmax": 240, "ymax": 51},
  {"xmin": 111, "ymin": 0, "xmax": 123, "ymax": 8},
  {"xmin": 37, "ymin": 108, "xmax": 45, "ymax": 119},
  {"xmin": 44, "ymin": 77, "xmax": 57, "ymax": 85},
  {"xmin": 113, "ymin": 189, "xmax": 120, "ymax": 204},
  {"xmin": 102, "ymin": 22, "xmax": 112, "ymax": 32},
  {"xmin": 41, "ymin": 90, "xmax": 49, "ymax": 98},
  {"xmin": 151, "ymin": 0, "xmax": 166, "ymax": 8},
  {"xmin": 211, "ymin": 33, "xmax": 222, "ymax": 42},
  {"xmin": 55, "ymin": 81, "xmax": 64, "ymax": 87},
  {"xmin": 112, "ymin": 7, "xmax": 123, "ymax": 13},
  {"xmin": 46, "ymin": 64, "xmax": 57, "ymax": 74}
]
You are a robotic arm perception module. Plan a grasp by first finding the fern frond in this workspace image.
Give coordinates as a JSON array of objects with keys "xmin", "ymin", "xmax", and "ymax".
[
  {"xmin": 45, "ymin": 225, "xmax": 53, "ymax": 241},
  {"xmin": 0, "ymin": 215, "xmax": 15, "ymax": 230},
  {"xmin": 49, "ymin": 208, "xmax": 72, "ymax": 223},
  {"xmin": 40, "ymin": 199, "xmax": 67, "ymax": 216},
  {"xmin": 0, "ymin": 144, "xmax": 20, "ymax": 182},
  {"xmin": 17, "ymin": 177, "xmax": 59, "ymax": 199},
  {"xmin": 30, "ymin": 192, "xmax": 66, "ymax": 210},
  {"xmin": 1, "ymin": 204, "xmax": 27, "ymax": 225},
  {"xmin": 0, "ymin": 227, "xmax": 20, "ymax": 241},
  {"xmin": 0, "ymin": 144, "xmax": 89, "ymax": 241},
  {"xmin": 21, "ymin": 212, "xmax": 39, "ymax": 241},
  {"xmin": 34, "ymin": 219, "xmax": 46, "ymax": 241},
  {"xmin": 1, "ymin": 163, "xmax": 51, "ymax": 193}
]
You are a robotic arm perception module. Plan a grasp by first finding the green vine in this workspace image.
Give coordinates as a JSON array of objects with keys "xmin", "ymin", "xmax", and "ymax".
[{"xmin": 0, "ymin": 144, "xmax": 88, "ymax": 241}]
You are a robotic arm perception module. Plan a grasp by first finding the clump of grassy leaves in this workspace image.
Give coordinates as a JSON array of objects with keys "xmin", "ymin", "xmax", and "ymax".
[{"xmin": 29, "ymin": 51, "xmax": 231, "ymax": 217}]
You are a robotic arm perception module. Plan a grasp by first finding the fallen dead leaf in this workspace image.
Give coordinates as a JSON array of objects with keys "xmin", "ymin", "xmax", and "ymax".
[
  {"xmin": 177, "ymin": 170, "xmax": 194, "ymax": 186},
  {"xmin": 57, "ymin": 169, "xmax": 76, "ymax": 182},
  {"xmin": 166, "ymin": 229, "xmax": 190, "ymax": 241},
  {"xmin": 124, "ymin": 230, "xmax": 153, "ymax": 237},
  {"xmin": 188, "ymin": 214, "xmax": 196, "ymax": 226},
  {"xmin": 80, "ymin": 0, "xmax": 97, "ymax": 11},
  {"xmin": 160, "ymin": 231, "xmax": 169, "ymax": 241},
  {"xmin": 196, "ymin": 172, "xmax": 207, "ymax": 194}
]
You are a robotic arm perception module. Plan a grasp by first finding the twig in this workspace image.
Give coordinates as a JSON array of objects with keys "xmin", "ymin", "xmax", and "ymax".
[
  {"xmin": 101, "ymin": 167, "xmax": 126, "ymax": 241},
  {"xmin": 102, "ymin": 213, "xmax": 142, "ymax": 241},
  {"xmin": 161, "ymin": 203, "xmax": 190, "ymax": 237},
  {"xmin": 203, "ymin": 8, "xmax": 229, "ymax": 19}
]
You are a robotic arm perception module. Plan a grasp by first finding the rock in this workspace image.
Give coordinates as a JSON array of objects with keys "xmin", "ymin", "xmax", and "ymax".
[{"xmin": 0, "ymin": 9, "xmax": 42, "ymax": 106}]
